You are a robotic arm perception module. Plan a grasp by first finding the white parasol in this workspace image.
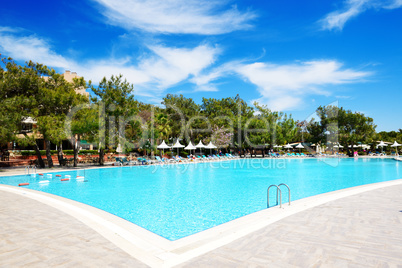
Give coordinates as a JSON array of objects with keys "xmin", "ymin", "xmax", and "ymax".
[
  {"xmin": 172, "ymin": 139, "xmax": 185, "ymax": 156},
  {"xmin": 391, "ymin": 141, "xmax": 401, "ymax": 156},
  {"xmin": 157, "ymin": 140, "xmax": 171, "ymax": 155}
]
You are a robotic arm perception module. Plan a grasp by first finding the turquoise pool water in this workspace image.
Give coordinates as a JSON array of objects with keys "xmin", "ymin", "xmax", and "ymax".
[{"xmin": 0, "ymin": 158, "xmax": 400, "ymax": 240}]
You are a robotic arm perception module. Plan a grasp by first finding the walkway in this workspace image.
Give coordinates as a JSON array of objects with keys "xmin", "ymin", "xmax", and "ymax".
[
  {"xmin": 0, "ymin": 191, "xmax": 147, "ymax": 267},
  {"xmin": 1, "ymin": 183, "xmax": 402, "ymax": 267},
  {"xmin": 180, "ymin": 183, "xmax": 402, "ymax": 267}
]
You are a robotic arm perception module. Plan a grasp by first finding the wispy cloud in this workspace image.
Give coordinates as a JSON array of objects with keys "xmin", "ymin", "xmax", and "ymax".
[
  {"xmin": 236, "ymin": 60, "xmax": 370, "ymax": 110},
  {"xmin": 92, "ymin": 0, "xmax": 256, "ymax": 35},
  {"xmin": 320, "ymin": 0, "xmax": 402, "ymax": 31},
  {"xmin": 0, "ymin": 28, "xmax": 71, "ymax": 68},
  {"xmin": 0, "ymin": 28, "xmax": 220, "ymax": 98},
  {"xmin": 0, "ymin": 28, "xmax": 372, "ymax": 110},
  {"xmin": 194, "ymin": 60, "xmax": 371, "ymax": 111}
]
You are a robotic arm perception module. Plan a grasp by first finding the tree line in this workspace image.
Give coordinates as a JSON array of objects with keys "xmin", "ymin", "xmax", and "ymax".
[{"xmin": 1, "ymin": 56, "xmax": 401, "ymax": 168}]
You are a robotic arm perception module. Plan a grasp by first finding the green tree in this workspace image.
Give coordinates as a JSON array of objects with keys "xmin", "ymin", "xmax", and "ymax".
[
  {"xmin": 0, "ymin": 56, "xmax": 87, "ymax": 168},
  {"xmin": 39, "ymin": 71, "xmax": 88, "ymax": 167},
  {"xmin": 202, "ymin": 95, "xmax": 254, "ymax": 149},
  {"xmin": 156, "ymin": 113, "xmax": 172, "ymax": 141},
  {"xmin": 162, "ymin": 94, "xmax": 201, "ymax": 142},
  {"xmin": 91, "ymin": 74, "xmax": 138, "ymax": 165},
  {"xmin": 253, "ymin": 102, "xmax": 284, "ymax": 148},
  {"xmin": 307, "ymin": 106, "xmax": 376, "ymax": 155}
]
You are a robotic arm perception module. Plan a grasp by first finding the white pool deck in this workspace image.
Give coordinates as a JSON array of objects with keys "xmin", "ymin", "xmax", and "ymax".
[{"xmin": 1, "ymin": 165, "xmax": 402, "ymax": 267}]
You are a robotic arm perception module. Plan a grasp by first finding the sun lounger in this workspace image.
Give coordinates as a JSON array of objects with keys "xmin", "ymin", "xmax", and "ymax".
[
  {"xmin": 155, "ymin": 156, "xmax": 164, "ymax": 163},
  {"xmin": 172, "ymin": 156, "xmax": 181, "ymax": 162},
  {"xmin": 178, "ymin": 156, "xmax": 188, "ymax": 162},
  {"xmin": 137, "ymin": 157, "xmax": 150, "ymax": 165},
  {"xmin": 115, "ymin": 157, "xmax": 131, "ymax": 165}
]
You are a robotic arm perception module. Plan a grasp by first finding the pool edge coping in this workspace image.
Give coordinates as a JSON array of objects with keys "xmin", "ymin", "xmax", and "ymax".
[{"xmin": 1, "ymin": 178, "xmax": 402, "ymax": 267}]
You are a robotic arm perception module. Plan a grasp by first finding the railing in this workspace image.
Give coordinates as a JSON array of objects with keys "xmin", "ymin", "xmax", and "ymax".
[
  {"xmin": 25, "ymin": 165, "xmax": 36, "ymax": 176},
  {"xmin": 267, "ymin": 183, "xmax": 291, "ymax": 208},
  {"xmin": 278, "ymin": 183, "xmax": 291, "ymax": 206},
  {"xmin": 267, "ymin": 185, "xmax": 282, "ymax": 208}
]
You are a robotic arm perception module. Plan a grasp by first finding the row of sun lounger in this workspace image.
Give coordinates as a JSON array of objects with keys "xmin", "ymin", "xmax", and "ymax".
[
  {"xmin": 267, "ymin": 152, "xmax": 307, "ymax": 158},
  {"xmin": 115, "ymin": 153, "xmax": 240, "ymax": 165}
]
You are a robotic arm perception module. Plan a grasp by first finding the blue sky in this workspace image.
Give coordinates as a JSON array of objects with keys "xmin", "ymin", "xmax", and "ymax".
[{"xmin": 1, "ymin": 0, "xmax": 401, "ymax": 131}]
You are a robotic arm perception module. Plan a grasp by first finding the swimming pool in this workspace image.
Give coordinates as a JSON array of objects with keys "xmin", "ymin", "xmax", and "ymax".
[{"xmin": 0, "ymin": 158, "xmax": 400, "ymax": 240}]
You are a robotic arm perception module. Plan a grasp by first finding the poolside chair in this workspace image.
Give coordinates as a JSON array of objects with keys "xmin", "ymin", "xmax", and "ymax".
[
  {"xmin": 178, "ymin": 156, "xmax": 188, "ymax": 162},
  {"xmin": 296, "ymin": 153, "xmax": 301, "ymax": 157},
  {"xmin": 155, "ymin": 156, "xmax": 164, "ymax": 164},
  {"xmin": 137, "ymin": 157, "xmax": 150, "ymax": 165},
  {"xmin": 202, "ymin": 155, "xmax": 210, "ymax": 161},
  {"xmin": 115, "ymin": 157, "xmax": 124, "ymax": 166}
]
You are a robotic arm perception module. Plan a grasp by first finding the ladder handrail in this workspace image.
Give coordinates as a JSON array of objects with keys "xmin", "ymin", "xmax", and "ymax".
[
  {"xmin": 278, "ymin": 183, "xmax": 291, "ymax": 206},
  {"xmin": 25, "ymin": 165, "xmax": 37, "ymax": 176},
  {"xmin": 267, "ymin": 185, "xmax": 282, "ymax": 208}
]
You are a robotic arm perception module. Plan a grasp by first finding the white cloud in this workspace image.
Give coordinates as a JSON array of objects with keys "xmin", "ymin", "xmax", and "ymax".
[
  {"xmin": 320, "ymin": 0, "xmax": 402, "ymax": 31},
  {"xmin": 235, "ymin": 60, "xmax": 370, "ymax": 110},
  {"xmin": 66, "ymin": 44, "xmax": 220, "ymax": 96},
  {"xmin": 0, "ymin": 29, "xmax": 71, "ymax": 68},
  {"xmin": 0, "ymin": 28, "xmax": 219, "ymax": 97},
  {"xmin": 0, "ymin": 29, "xmax": 372, "ymax": 111},
  {"xmin": 92, "ymin": 0, "xmax": 256, "ymax": 35},
  {"xmin": 139, "ymin": 44, "xmax": 219, "ymax": 89},
  {"xmin": 194, "ymin": 60, "xmax": 371, "ymax": 111},
  {"xmin": 384, "ymin": 0, "xmax": 402, "ymax": 8}
]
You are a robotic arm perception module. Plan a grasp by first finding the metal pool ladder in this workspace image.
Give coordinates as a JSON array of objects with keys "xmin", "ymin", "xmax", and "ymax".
[
  {"xmin": 25, "ymin": 165, "xmax": 36, "ymax": 176},
  {"xmin": 267, "ymin": 183, "xmax": 291, "ymax": 208}
]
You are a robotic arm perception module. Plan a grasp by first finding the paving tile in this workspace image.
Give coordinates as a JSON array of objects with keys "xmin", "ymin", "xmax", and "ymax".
[
  {"xmin": 0, "ymin": 191, "xmax": 148, "ymax": 268},
  {"xmin": 180, "ymin": 184, "xmax": 402, "ymax": 267}
]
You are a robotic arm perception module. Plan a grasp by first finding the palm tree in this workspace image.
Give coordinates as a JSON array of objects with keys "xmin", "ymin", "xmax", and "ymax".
[{"xmin": 156, "ymin": 113, "xmax": 172, "ymax": 141}]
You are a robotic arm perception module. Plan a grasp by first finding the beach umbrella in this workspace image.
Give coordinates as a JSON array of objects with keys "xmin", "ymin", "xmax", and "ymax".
[
  {"xmin": 316, "ymin": 144, "xmax": 320, "ymax": 153},
  {"xmin": 391, "ymin": 141, "xmax": 401, "ymax": 156},
  {"xmin": 334, "ymin": 144, "xmax": 344, "ymax": 152},
  {"xmin": 195, "ymin": 140, "xmax": 206, "ymax": 155},
  {"xmin": 157, "ymin": 140, "xmax": 171, "ymax": 155},
  {"xmin": 116, "ymin": 143, "xmax": 123, "ymax": 156},
  {"xmin": 185, "ymin": 141, "xmax": 197, "ymax": 155},
  {"xmin": 205, "ymin": 141, "xmax": 217, "ymax": 154},
  {"xmin": 377, "ymin": 141, "xmax": 388, "ymax": 153},
  {"xmin": 348, "ymin": 145, "xmax": 359, "ymax": 148},
  {"xmin": 295, "ymin": 143, "xmax": 304, "ymax": 153},
  {"xmin": 284, "ymin": 143, "xmax": 292, "ymax": 152},
  {"xmin": 172, "ymin": 139, "xmax": 185, "ymax": 156}
]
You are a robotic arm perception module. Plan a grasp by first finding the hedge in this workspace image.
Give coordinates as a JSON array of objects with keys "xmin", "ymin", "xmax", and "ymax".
[{"xmin": 20, "ymin": 149, "xmax": 100, "ymax": 156}]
